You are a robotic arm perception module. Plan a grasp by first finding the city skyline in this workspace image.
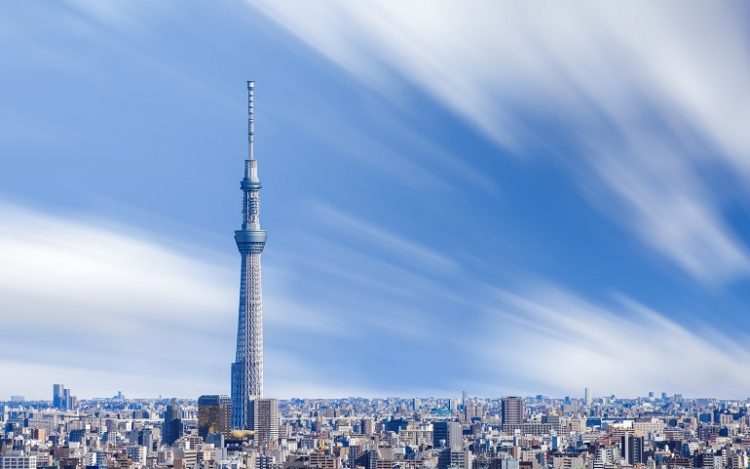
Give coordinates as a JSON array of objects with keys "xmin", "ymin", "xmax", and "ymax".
[
  {"xmin": 3, "ymin": 389, "xmax": 748, "ymax": 469},
  {"xmin": 6, "ymin": 384, "xmax": 744, "ymax": 404},
  {"xmin": 3, "ymin": 384, "xmax": 747, "ymax": 405},
  {"xmin": 3, "ymin": 0, "xmax": 750, "ymax": 401}
]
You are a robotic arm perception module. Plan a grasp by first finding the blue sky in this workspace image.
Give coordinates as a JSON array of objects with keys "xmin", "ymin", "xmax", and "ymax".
[{"xmin": 2, "ymin": 1, "xmax": 750, "ymax": 400}]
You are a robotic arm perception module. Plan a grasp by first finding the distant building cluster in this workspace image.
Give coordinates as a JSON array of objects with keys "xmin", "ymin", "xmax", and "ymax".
[
  {"xmin": 2, "ymin": 389, "xmax": 750, "ymax": 469},
  {"xmin": 52, "ymin": 386, "xmax": 77, "ymax": 413}
]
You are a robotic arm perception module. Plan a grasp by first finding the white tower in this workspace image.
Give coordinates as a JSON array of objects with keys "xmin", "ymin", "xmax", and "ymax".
[{"xmin": 231, "ymin": 81, "xmax": 268, "ymax": 429}]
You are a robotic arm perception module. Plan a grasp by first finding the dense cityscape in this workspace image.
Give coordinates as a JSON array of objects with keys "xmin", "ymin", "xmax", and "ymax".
[{"xmin": 1, "ymin": 390, "xmax": 750, "ymax": 469}]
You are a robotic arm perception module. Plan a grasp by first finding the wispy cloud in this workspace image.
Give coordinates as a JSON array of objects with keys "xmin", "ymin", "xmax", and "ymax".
[
  {"xmin": 588, "ymin": 138, "xmax": 750, "ymax": 285},
  {"xmin": 251, "ymin": 1, "xmax": 750, "ymax": 285},
  {"xmin": 477, "ymin": 285, "xmax": 750, "ymax": 399},
  {"xmin": 312, "ymin": 203, "xmax": 459, "ymax": 272}
]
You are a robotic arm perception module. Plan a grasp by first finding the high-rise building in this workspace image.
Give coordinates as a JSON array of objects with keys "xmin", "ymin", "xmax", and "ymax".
[
  {"xmin": 585, "ymin": 388, "xmax": 592, "ymax": 408},
  {"xmin": 198, "ymin": 395, "xmax": 231, "ymax": 438},
  {"xmin": 252, "ymin": 398, "xmax": 279, "ymax": 444},
  {"xmin": 126, "ymin": 446, "xmax": 147, "ymax": 466},
  {"xmin": 621, "ymin": 433, "xmax": 644, "ymax": 465},
  {"xmin": 231, "ymin": 81, "xmax": 268, "ymax": 430},
  {"xmin": 438, "ymin": 449, "xmax": 470, "ymax": 469},
  {"xmin": 137, "ymin": 429, "xmax": 155, "ymax": 454},
  {"xmin": 449, "ymin": 398, "xmax": 459, "ymax": 414},
  {"xmin": 163, "ymin": 403, "xmax": 183, "ymax": 446},
  {"xmin": 52, "ymin": 384, "xmax": 63, "ymax": 409},
  {"xmin": 501, "ymin": 397, "xmax": 524, "ymax": 425},
  {"xmin": 433, "ymin": 421, "xmax": 462, "ymax": 449},
  {"xmin": 52, "ymin": 384, "xmax": 74, "ymax": 411},
  {"xmin": 361, "ymin": 418, "xmax": 374, "ymax": 435}
]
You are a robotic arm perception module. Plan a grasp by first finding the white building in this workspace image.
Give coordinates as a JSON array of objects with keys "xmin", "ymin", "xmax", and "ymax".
[{"xmin": 0, "ymin": 453, "xmax": 37, "ymax": 469}]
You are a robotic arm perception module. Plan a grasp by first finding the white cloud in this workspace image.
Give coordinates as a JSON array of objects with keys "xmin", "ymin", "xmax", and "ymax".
[
  {"xmin": 589, "ymin": 138, "xmax": 750, "ymax": 284},
  {"xmin": 0, "ymin": 202, "xmax": 238, "ymax": 399},
  {"xmin": 250, "ymin": 0, "xmax": 750, "ymax": 284},
  {"xmin": 478, "ymin": 286, "xmax": 750, "ymax": 399}
]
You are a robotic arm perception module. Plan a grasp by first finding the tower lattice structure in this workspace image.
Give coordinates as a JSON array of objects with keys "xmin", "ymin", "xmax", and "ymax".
[{"xmin": 231, "ymin": 81, "xmax": 267, "ymax": 429}]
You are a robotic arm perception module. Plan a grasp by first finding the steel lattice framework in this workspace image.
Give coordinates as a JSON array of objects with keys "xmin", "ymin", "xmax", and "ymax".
[{"xmin": 231, "ymin": 81, "xmax": 267, "ymax": 430}]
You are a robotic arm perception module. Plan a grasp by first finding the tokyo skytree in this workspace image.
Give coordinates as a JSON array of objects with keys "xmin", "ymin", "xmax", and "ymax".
[{"xmin": 231, "ymin": 81, "xmax": 267, "ymax": 429}]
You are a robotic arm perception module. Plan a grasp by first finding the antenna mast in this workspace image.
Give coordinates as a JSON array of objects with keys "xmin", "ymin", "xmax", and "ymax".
[{"xmin": 247, "ymin": 80, "xmax": 255, "ymax": 161}]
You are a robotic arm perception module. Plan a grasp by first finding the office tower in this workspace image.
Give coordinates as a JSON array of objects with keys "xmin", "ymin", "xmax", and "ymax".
[
  {"xmin": 464, "ymin": 403, "xmax": 478, "ymax": 423},
  {"xmin": 447, "ymin": 421, "xmax": 463, "ymax": 449},
  {"xmin": 252, "ymin": 399, "xmax": 279, "ymax": 443},
  {"xmin": 198, "ymin": 395, "xmax": 232, "ymax": 438},
  {"xmin": 137, "ymin": 429, "xmax": 155, "ymax": 454},
  {"xmin": 438, "ymin": 449, "xmax": 470, "ymax": 469},
  {"xmin": 433, "ymin": 421, "xmax": 462, "ymax": 449},
  {"xmin": 433, "ymin": 421, "xmax": 448, "ymax": 447},
  {"xmin": 126, "ymin": 446, "xmax": 146, "ymax": 466},
  {"xmin": 621, "ymin": 433, "xmax": 644, "ymax": 465},
  {"xmin": 205, "ymin": 433, "xmax": 225, "ymax": 451},
  {"xmin": 585, "ymin": 388, "xmax": 592, "ymax": 408},
  {"xmin": 231, "ymin": 81, "xmax": 268, "ymax": 430},
  {"xmin": 63, "ymin": 388, "xmax": 70, "ymax": 410},
  {"xmin": 163, "ymin": 404, "xmax": 183, "ymax": 446},
  {"xmin": 501, "ymin": 397, "xmax": 524, "ymax": 425},
  {"xmin": 449, "ymin": 398, "xmax": 459, "ymax": 414},
  {"xmin": 361, "ymin": 418, "xmax": 374, "ymax": 435},
  {"xmin": 52, "ymin": 384, "xmax": 63, "ymax": 409},
  {"xmin": 52, "ymin": 384, "xmax": 74, "ymax": 411},
  {"xmin": 543, "ymin": 413, "xmax": 562, "ymax": 433}
]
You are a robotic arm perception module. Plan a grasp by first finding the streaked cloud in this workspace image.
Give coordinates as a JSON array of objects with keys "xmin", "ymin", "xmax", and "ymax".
[
  {"xmin": 589, "ymin": 139, "xmax": 750, "ymax": 285},
  {"xmin": 0, "ymin": 201, "xmax": 461, "ymax": 399},
  {"xmin": 0, "ymin": 202, "xmax": 237, "ymax": 398},
  {"xmin": 478, "ymin": 285, "xmax": 750, "ymax": 399},
  {"xmin": 3, "ymin": 201, "xmax": 749, "ymax": 399},
  {"xmin": 251, "ymin": 0, "xmax": 750, "ymax": 285},
  {"xmin": 312, "ymin": 203, "xmax": 459, "ymax": 272}
]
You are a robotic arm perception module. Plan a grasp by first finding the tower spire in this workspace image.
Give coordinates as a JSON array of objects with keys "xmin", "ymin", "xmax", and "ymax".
[{"xmin": 247, "ymin": 80, "xmax": 255, "ymax": 161}]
